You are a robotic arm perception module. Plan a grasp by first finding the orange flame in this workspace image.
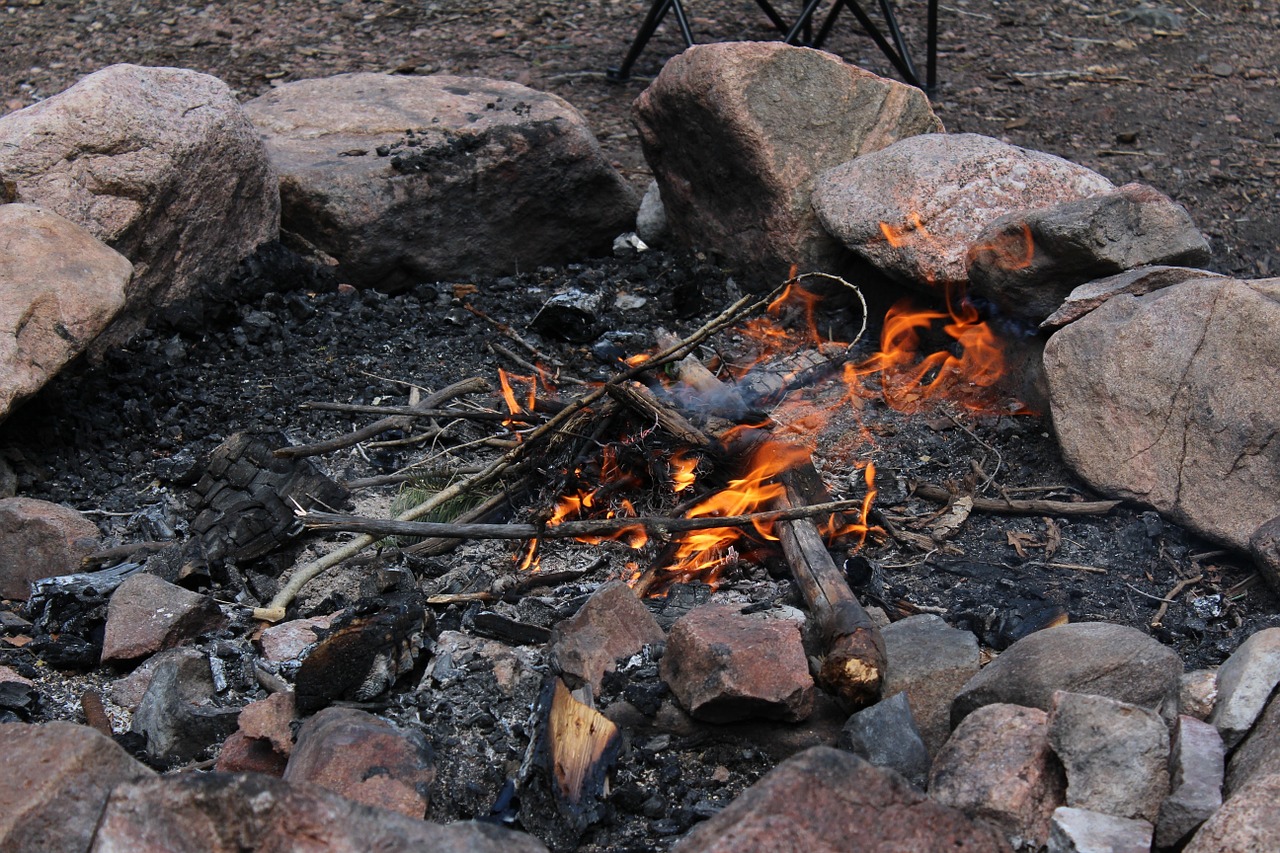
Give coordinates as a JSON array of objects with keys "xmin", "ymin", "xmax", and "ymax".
[{"xmin": 969, "ymin": 222, "xmax": 1036, "ymax": 272}]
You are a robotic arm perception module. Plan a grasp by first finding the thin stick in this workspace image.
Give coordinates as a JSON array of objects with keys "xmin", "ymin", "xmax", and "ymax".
[
  {"xmin": 911, "ymin": 482, "xmax": 1121, "ymax": 516},
  {"xmin": 301, "ymin": 401, "xmax": 533, "ymax": 423},
  {"xmin": 255, "ymin": 283, "xmax": 790, "ymax": 621},
  {"xmin": 1151, "ymin": 573, "xmax": 1204, "ymax": 627}
]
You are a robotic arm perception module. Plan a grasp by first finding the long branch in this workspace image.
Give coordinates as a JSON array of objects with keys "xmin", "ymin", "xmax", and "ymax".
[{"xmin": 910, "ymin": 482, "xmax": 1121, "ymax": 516}]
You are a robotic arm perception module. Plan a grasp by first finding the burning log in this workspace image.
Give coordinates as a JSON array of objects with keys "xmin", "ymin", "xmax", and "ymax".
[{"xmin": 777, "ymin": 463, "xmax": 886, "ymax": 711}]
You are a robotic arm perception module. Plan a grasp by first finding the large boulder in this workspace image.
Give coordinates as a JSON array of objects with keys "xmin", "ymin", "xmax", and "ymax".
[
  {"xmin": 1044, "ymin": 277, "xmax": 1280, "ymax": 550},
  {"xmin": 967, "ymin": 182, "xmax": 1211, "ymax": 325},
  {"xmin": 0, "ymin": 496, "xmax": 101, "ymax": 600},
  {"xmin": 242, "ymin": 72, "xmax": 637, "ymax": 290},
  {"xmin": 0, "ymin": 64, "xmax": 280, "ymax": 348},
  {"xmin": 0, "ymin": 203, "xmax": 130, "ymax": 421},
  {"xmin": 632, "ymin": 42, "xmax": 942, "ymax": 284},
  {"xmin": 814, "ymin": 133, "xmax": 1115, "ymax": 288}
]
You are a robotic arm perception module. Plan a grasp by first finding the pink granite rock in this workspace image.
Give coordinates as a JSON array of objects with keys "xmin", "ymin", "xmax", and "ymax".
[{"xmin": 0, "ymin": 496, "xmax": 100, "ymax": 601}]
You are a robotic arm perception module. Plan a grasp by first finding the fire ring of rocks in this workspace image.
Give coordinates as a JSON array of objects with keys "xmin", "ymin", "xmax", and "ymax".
[{"xmin": 3, "ymin": 45, "xmax": 1280, "ymax": 853}]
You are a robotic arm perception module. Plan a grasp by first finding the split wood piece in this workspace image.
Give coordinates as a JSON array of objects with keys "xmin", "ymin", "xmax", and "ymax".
[
  {"xmin": 910, "ymin": 482, "xmax": 1122, "ymax": 516},
  {"xmin": 256, "ymin": 283, "xmax": 790, "ymax": 621},
  {"xmin": 274, "ymin": 377, "xmax": 489, "ymax": 459},
  {"xmin": 777, "ymin": 465, "xmax": 886, "ymax": 712},
  {"xmin": 605, "ymin": 380, "xmax": 712, "ymax": 450},
  {"xmin": 404, "ymin": 491, "xmax": 518, "ymax": 557}
]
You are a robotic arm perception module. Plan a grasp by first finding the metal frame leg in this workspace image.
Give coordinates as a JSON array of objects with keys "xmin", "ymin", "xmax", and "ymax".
[{"xmin": 607, "ymin": 0, "xmax": 697, "ymax": 82}]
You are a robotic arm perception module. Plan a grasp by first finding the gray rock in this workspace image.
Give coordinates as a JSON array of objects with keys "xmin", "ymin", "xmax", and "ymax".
[
  {"xmin": 660, "ymin": 603, "xmax": 815, "ymax": 723},
  {"xmin": 1156, "ymin": 716, "xmax": 1224, "ymax": 847},
  {"xmin": 633, "ymin": 42, "xmax": 942, "ymax": 284},
  {"xmin": 1048, "ymin": 691, "xmax": 1170, "ymax": 822},
  {"xmin": 1040, "ymin": 265, "xmax": 1225, "ymax": 331},
  {"xmin": 0, "ymin": 496, "xmax": 102, "ymax": 601},
  {"xmin": 1184, "ymin": 770, "xmax": 1280, "ymax": 853},
  {"xmin": 967, "ymin": 183, "xmax": 1210, "ymax": 324},
  {"xmin": 548, "ymin": 580, "xmax": 665, "ymax": 695},
  {"xmin": 1179, "ymin": 668, "xmax": 1219, "ymax": 721},
  {"xmin": 951, "ymin": 622, "xmax": 1182, "ymax": 727},
  {"xmin": 1226, "ymin": 687, "xmax": 1280, "ymax": 796},
  {"xmin": 0, "ymin": 64, "xmax": 279, "ymax": 350},
  {"xmin": 0, "ymin": 721, "xmax": 154, "ymax": 852},
  {"xmin": 243, "ymin": 72, "xmax": 636, "ymax": 291},
  {"xmin": 130, "ymin": 649, "xmax": 240, "ymax": 764},
  {"xmin": 100, "ymin": 572, "xmax": 226, "ymax": 663},
  {"xmin": 673, "ymin": 746, "xmax": 1011, "ymax": 852},
  {"xmin": 1048, "ymin": 807, "xmax": 1154, "ymax": 853},
  {"xmin": 1044, "ymin": 278, "xmax": 1280, "ymax": 550},
  {"xmin": 91, "ymin": 771, "xmax": 549, "ymax": 852},
  {"xmin": 0, "ymin": 204, "xmax": 130, "ymax": 421},
  {"xmin": 636, "ymin": 179, "xmax": 667, "ymax": 246},
  {"xmin": 839, "ymin": 691, "xmax": 931, "ymax": 789},
  {"xmin": 1209, "ymin": 626, "xmax": 1280, "ymax": 748},
  {"xmin": 928, "ymin": 703, "xmax": 1066, "ymax": 850},
  {"xmin": 1248, "ymin": 514, "xmax": 1280, "ymax": 597},
  {"xmin": 881, "ymin": 613, "xmax": 980, "ymax": 756},
  {"xmin": 814, "ymin": 133, "xmax": 1114, "ymax": 288}
]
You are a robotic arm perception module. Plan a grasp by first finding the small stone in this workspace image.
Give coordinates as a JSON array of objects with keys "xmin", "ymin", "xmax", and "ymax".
[
  {"xmin": 0, "ymin": 497, "xmax": 101, "ymax": 601},
  {"xmin": 548, "ymin": 580, "xmax": 665, "ymax": 695},
  {"xmin": 1048, "ymin": 807, "xmax": 1153, "ymax": 853},
  {"xmin": 839, "ymin": 691, "xmax": 931, "ymax": 789},
  {"xmin": 1184, "ymin": 770, "xmax": 1280, "ymax": 853},
  {"xmin": 257, "ymin": 613, "xmax": 338, "ymax": 662},
  {"xmin": 284, "ymin": 707, "xmax": 434, "ymax": 819},
  {"xmin": 1156, "ymin": 716, "xmax": 1224, "ymax": 847},
  {"xmin": 880, "ymin": 613, "xmax": 980, "ymax": 756},
  {"xmin": 1208, "ymin": 626, "xmax": 1280, "ymax": 748},
  {"xmin": 215, "ymin": 731, "xmax": 288, "ymax": 776},
  {"xmin": 1180, "ymin": 668, "xmax": 1219, "ymax": 721},
  {"xmin": 929, "ymin": 703, "xmax": 1066, "ymax": 850},
  {"xmin": 100, "ymin": 572, "xmax": 226, "ymax": 663},
  {"xmin": 660, "ymin": 603, "xmax": 814, "ymax": 723},
  {"xmin": 1048, "ymin": 691, "xmax": 1170, "ymax": 822},
  {"xmin": 130, "ymin": 650, "xmax": 240, "ymax": 764}
]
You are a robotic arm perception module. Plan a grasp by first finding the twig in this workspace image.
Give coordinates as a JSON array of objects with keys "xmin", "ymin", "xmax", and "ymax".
[
  {"xmin": 1151, "ymin": 573, "xmax": 1204, "ymax": 627},
  {"xmin": 910, "ymin": 482, "xmax": 1121, "ymax": 516},
  {"xmin": 255, "ymin": 282, "xmax": 791, "ymax": 621},
  {"xmin": 300, "ymin": 401, "xmax": 533, "ymax": 423}
]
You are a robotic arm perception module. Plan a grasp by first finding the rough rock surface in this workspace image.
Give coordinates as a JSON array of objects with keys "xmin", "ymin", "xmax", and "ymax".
[
  {"xmin": 1208, "ymin": 626, "xmax": 1280, "ymax": 748},
  {"xmin": 92, "ymin": 771, "xmax": 550, "ymax": 852},
  {"xmin": 1047, "ymin": 691, "xmax": 1170, "ymax": 822},
  {"xmin": 1225, "ymin": 689, "xmax": 1280, "ymax": 796},
  {"xmin": 632, "ymin": 42, "xmax": 942, "ymax": 283},
  {"xmin": 1048, "ymin": 807, "xmax": 1154, "ymax": 853},
  {"xmin": 0, "ymin": 721, "xmax": 154, "ymax": 852},
  {"xmin": 548, "ymin": 580, "xmax": 665, "ymax": 695},
  {"xmin": 880, "ymin": 613, "xmax": 980, "ymax": 756},
  {"xmin": 242, "ymin": 72, "xmax": 636, "ymax": 291},
  {"xmin": 130, "ymin": 648, "xmax": 241, "ymax": 764},
  {"xmin": 1044, "ymin": 277, "xmax": 1280, "ymax": 551},
  {"xmin": 0, "ymin": 63, "xmax": 279, "ymax": 348},
  {"xmin": 813, "ymin": 132, "xmax": 1115, "ymax": 288},
  {"xmin": 284, "ymin": 707, "xmax": 434, "ymax": 819},
  {"xmin": 1157, "ymin": 716, "xmax": 1225, "ymax": 847},
  {"xmin": 673, "ymin": 746, "xmax": 1011, "ymax": 852},
  {"xmin": 838, "ymin": 691, "xmax": 931, "ymax": 789},
  {"xmin": 928, "ymin": 703, "xmax": 1066, "ymax": 850},
  {"xmin": 100, "ymin": 571, "xmax": 227, "ymax": 662},
  {"xmin": 659, "ymin": 603, "xmax": 815, "ymax": 723},
  {"xmin": 0, "ymin": 496, "xmax": 101, "ymax": 600},
  {"xmin": 1183, "ymin": 770, "xmax": 1280, "ymax": 853},
  {"xmin": 967, "ymin": 182, "xmax": 1210, "ymax": 324},
  {"xmin": 0, "ymin": 203, "xmax": 130, "ymax": 421},
  {"xmin": 951, "ymin": 622, "xmax": 1183, "ymax": 727},
  {"xmin": 1040, "ymin": 265, "xmax": 1225, "ymax": 331},
  {"xmin": 1248, "ymin": 514, "xmax": 1280, "ymax": 597}
]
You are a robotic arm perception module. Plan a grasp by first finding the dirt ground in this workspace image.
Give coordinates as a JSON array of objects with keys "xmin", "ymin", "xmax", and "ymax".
[{"xmin": 2, "ymin": 0, "xmax": 1278, "ymax": 277}]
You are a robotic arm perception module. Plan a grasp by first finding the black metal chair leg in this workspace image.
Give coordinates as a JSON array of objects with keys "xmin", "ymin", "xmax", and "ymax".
[{"xmin": 608, "ymin": 0, "xmax": 689, "ymax": 82}]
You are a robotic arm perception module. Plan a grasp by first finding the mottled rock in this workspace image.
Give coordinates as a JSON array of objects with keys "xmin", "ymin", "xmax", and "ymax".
[
  {"xmin": 0, "ymin": 496, "xmax": 101, "ymax": 600},
  {"xmin": 814, "ymin": 133, "xmax": 1114, "ymax": 287},
  {"xmin": 243, "ymin": 72, "xmax": 636, "ymax": 291},
  {"xmin": 548, "ymin": 580, "xmax": 665, "ymax": 695},
  {"xmin": 968, "ymin": 183, "xmax": 1210, "ymax": 324},
  {"xmin": 284, "ymin": 707, "xmax": 434, "ymax": 819},
  {"xmin": 633, "ymin": 42, "xmax": 942, "ymax": 283},
  {"xmin": 215, "ymin": 731, "xmax": 289, "ymax": 777},
  {"xmin": 0, "ymin": 204, "xmax": 130, "ymax": 421},
  {"xmin": 1048, "ymin": 691, "xmax": 1169, "ymax": 822},
  {"xmin": 1156, "ymin": 716, "xmax": 1224, "ymax": 847},
  {"xmin": 0, "ymin": 64, "xmax": 279, "ymax": 348},
  {"xmin": 0, "ymin": 721, "xmax": 153, "ymax": 852},
  {"xmin": 1048, "ymin": 807, "xmax": 1153, "ymax": 853},
  {"xmin": 130, "ymin": 649, "xmax": 240, "ymax": 764},
  {"xmin": 215, "ymin": 691, "xmax": 296, "ymax": 776},
  {"xmin": 635, "ymin": 179, "xmax": 667, "ymax": 246},
  {"xmin": 257, "ymin": 613, "xmax": 338, "ymax": 663},
  {"xmin": 881, "ymin": 613, "xmax": 980, "ymax": 756},
  {"xmin": 1040, "ymin": 265, "xmax": 1225, "ymax": 331},
  {"xmin": 1183, "ymin": 770, "xmax": 1280, "ymax": 853},
  {"xmin": 1210, "ymin": 627, "xmax": 1280, "ymax": 748},
  {"xmin": 839, "ymin": 691, "xmax": 931, "ymax": 789},
  {"xmin": 1180, "ymin": 668, "xmax": 1219, "ymax": 721},
  {"xmin": 673, "ymin": 746, "xmax": 1010, "ymax": 852},
  {"xmin": 91, "ymin": 771, "xmax": 549, "ymax": 852},
  {"xmin": 929, "ymin": 703, "xmax": 1066, "ymax": 850},
  {"xmin": 100, "ymin": 572, "xmax": 226, "ymax": 663},
  {"xmin": 1226, "ymin": 687, "xmax": 1280, "ymax": 796},
  {"xmin": 951, "ymin": 622, "xmax": 1182, "ymax": 727},
  {"xmin": 1044, "ymin": 278, "xmax": 1280, "ymax": 551},
  {"xmin": 107, "ymin": 646, "xmax": 203, "ymax": 711},
  {"xmin": 1249, "ymin": 514, "xmax": 1280, "ymax": 597},
  {"xmin": 660, "ymin": 603, "xmax": 814, "ymax": 723}
]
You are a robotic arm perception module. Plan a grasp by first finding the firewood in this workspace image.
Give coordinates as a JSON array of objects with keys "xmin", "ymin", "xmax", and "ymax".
[
  {"xmin": 777, "ymin": 464, "xmax": 886, "ymax": 711},
  {"xmin": 910, "ymin": 482, "xmax": 1121, "ymax": 516}
]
